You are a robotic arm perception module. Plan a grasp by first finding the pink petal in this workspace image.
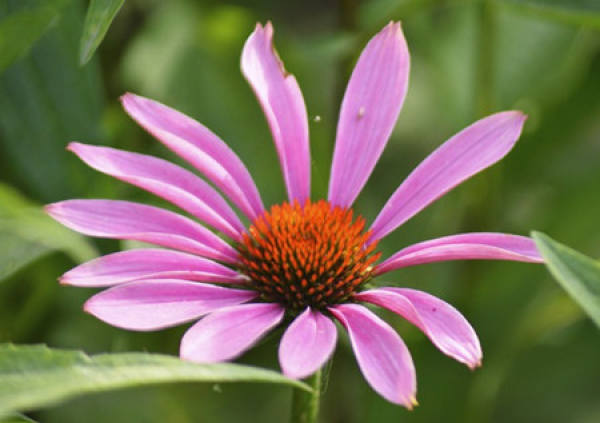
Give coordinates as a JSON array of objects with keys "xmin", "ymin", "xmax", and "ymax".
[
  {"xmin": 180, "ymin": 303, "xmax": 284, "ymax": 363},
  {"xmin": 329, "ymin": 304, "xmax": 416, "ymax": 407},
  {"xmin": 61, "ymin": 249, "xmax": 245, "ymax": 287},
  {"xmin": 355, "ymin": 288, "xmax": 482, "ymax": 369},
  {"xmin": 376, "ymin": 233, "xmax": 543, "ymax": 274},
  {"xmin": 278, "ymin": 308, "xmax": 337, "ymax": 379},
  {"xmin": 370, "ymin": 111, "xmax": 527, "ymax": 241},
  {"xmin": 45, "ymin": 200, "xmax": 238, "ymax": 263},
  {"xmin": 121, "ymin": 93, "xmax": 264, "ymax": 220},
  {"xmin": 241, "ymin": 22, "xmax": 310, "ymax": 203},
  {"xmin": 84, "ymin": 280, "xmax": 257, "ymax": 331},
  {"xmin": 328, "ymin": 22, "xmax": 410, "ymax": 208},
  {"xmin": 69, "ymin": 142, "xmax": 244, "ymax": 240}
]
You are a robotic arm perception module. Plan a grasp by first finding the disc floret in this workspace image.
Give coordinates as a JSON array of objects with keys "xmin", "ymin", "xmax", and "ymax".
[{"xmin": 237, "ymin": 200, "xmax": 380, "ymax": 311}]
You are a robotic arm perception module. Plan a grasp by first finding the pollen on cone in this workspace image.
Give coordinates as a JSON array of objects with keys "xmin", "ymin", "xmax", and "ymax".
[{"xmin": 237, "ymin": 200, "xmax": 380, "ymax": 311}]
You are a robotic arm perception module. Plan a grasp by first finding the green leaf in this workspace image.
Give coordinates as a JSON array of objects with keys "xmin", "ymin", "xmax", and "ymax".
[
  {"xmin": 532, "ymin": 231, "xmax": 600, "ymax": 328},
  {"xmin": 499, "ymin": 0, "xmax": 600, "ymax": 29},
  {"xmin": 0, "ymin": 413, "xmax": 37, "ymax": 423},
  {"xmin": 79, "ymin": 0, "xmax": 125, "ymax": 65},
  {"xmin": 0, "ymin": 0, "xmax": 71, "ymax": 73},
  {"xmin": 0, "ymin": 183, "xmax": 97, "ymax": 277},
  {"xmin": 0, "ymin": 233, "xmax": 52, "ymax": 281},
  {"xmin": 0, "ymin": 0, "xmax": 106, "ymax": 203},
  {"xmin": 0, "ymin": 344, "xmax": 310, "ymax": 417}
]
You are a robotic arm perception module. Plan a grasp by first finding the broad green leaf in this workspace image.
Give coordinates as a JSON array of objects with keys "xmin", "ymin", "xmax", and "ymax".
[
  {"xmin": 532, "ymin": 231, "xmax": 600, "ymax": 328},
  {"xmin": 0, "ymin": 414, "xmax": 37, "ymax": 423},
  {"xmin": 500, "ymin": 0, "xmax": 600, "ymax": 29},
  {"xmin": 0, "ymin": 184, "xmax": 97, "ymax": 272},
  {"xmin": 0, "ymin": 233, "xmax": 51, "ymax": 281},
  {"xmin": 0, "ymin": 344, "xmax": 310, "ymax": 417},
  {"xmin": 0, "ymin": 0, "xmax": 106, "ymax": 203},
  {"xmin": 79, "ymin": 0, "xmax": 125, "ymax": 65},
  {"xmin": 0, "ymin": 0, "xmax": 71, "ymax": 73}
]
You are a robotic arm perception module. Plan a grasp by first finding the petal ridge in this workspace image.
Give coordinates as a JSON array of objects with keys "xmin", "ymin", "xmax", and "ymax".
[
  {"xmin": 85, "ymin": 280, "xmax": 258, "ymax": 331},
  {"xmin": 279, "ymin": 308, "xmax": 337, "ymax": 379},
  {"xmin": 330, "ymin": 303, "xmax": 417, "ymax": 407},
  {"xmin": 328, "ymin": 22, "xmax": 410, "ymax": 208},
  {"xmin": 355, "ymin": 288, "xmax": 482, "ymax": 368},
  {"xmin": 241, "ymin": 22, "xmax": 311, "ymax": 203},
  {"xmin": 45, "ymin": 199, "xmax": 238, "ymax": 263},
  {"xmin": 69, "ymin": 142, "xmax": 244, "ymax": 240},
  {"xmin": 376, "ymin": 232, "xmax": 543, "ymax": 274},
  {"xmin": 180, "ymin": 303, "xmax": 285, "ymax": 363},
  {"xmin": 121, "ymin": 93, "xmax": 264, "ymax": 220},
  {"xmin": 370, "ymin": 111, "xmax": 527, "ymax": 241}
]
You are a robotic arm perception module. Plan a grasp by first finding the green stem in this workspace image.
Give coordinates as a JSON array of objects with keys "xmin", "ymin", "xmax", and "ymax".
[
  {"xmin": 476, "ymin": 0, "xmax": 496, "ymax": 117},
  {"xmin": 290, "ymin": 368, "xmax": 323, "ymax": 423}
]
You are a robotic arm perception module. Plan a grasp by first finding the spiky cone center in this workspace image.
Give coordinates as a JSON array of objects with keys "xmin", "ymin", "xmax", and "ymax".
[{"xmin": 236, "ymin": 200, "xmax": 380, "ymax": 312}]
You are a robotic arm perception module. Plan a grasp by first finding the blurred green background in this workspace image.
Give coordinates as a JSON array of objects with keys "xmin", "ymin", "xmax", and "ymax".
[{"xmin": 1, "ymin": 0, "xmax": 600, "ymax": 422}]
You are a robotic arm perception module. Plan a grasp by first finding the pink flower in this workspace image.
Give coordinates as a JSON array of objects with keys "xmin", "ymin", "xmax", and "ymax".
[{"xmin": 46, "ymin": 22, "xmax": 542, "ymax": 407}]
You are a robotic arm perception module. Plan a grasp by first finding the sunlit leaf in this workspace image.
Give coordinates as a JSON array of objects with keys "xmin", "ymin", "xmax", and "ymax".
[
  {"xmin": 0, "ymin": 0, "xmax": 71, "ymax": 73},
  {"xmin": 500, "ymin": 0, "xmax": 600, "ymax": 29},
  {"xmin": 532, "ymin": 231, "xmax": 600, "ymax": 328},
  {"xmin": 79, "ymin": 0, "xmax": 125, "ymax": 65},
  {"xmin": 0, "ymin": 183, "xmax": 97, "ymax": 271},
  {"xmin": 0, "ymin": 344, "xmax": 310, "ymax": 417}
]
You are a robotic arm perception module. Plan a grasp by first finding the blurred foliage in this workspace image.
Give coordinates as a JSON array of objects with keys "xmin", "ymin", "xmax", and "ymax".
[
  {"xmin": 0, "ymin": 0, "xmax": 599, "ymax": 421},
  {"xmin": 0, "ymin": 0, "xmax": 72, "ymax": 72},
  {"xmin": 499, "ymin": 0, "xmax": 600, "ymax": 28},
  {"xmin": 0, "ymin": 183, "xmax": 97, "ymax": 269}
]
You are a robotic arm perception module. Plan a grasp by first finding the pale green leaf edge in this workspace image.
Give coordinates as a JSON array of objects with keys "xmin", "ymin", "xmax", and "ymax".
[
  {"xmin": 532, "ymin": 231, "xmax": 600, "ymax": 328},
  {"xmin": 0, "ymin": 183, "xmax": 98, "ymax": 265},
  {"xmin": 0, "ymin": 344, "xmax": 310, "ymax": 417},
  {"xmin": 0, "ymin": 413, "xmax": 37, "ymax": 423},
  {"xmin": 79, "ymin": 0, "xmax": 126, "ymax": 65}
]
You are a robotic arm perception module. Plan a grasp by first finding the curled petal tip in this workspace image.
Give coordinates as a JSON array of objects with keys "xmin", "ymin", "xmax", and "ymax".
[
  {"xmin": 82, "ymin": 299, "xmax": 93, "ymax": 315},
  {"xmin": 504, "ymin": 110, "xmax": 527, "ymax": 124},
  {"xmin": 119, "ymin": 92, "xmax": 139, "ymax": 107},
  {"xmin": 406, "ymin": 396, "xmax": 419, "ymax": 410},
  {"xmin": 383, "ymin": 21, "xmax": 403, "ymax": 36},
  {"xmin": 507, "ymin": 111, "xmax": 528, "ymax": 133},
  {"xmin": 469, "ymin": 358, "xmax": 483, "ymax": 370},
  {"xmin": 514, "ymin": 110, "xmax": 528, "ymax": 120},
  {"xmin": 65, "ymin": 141, "xmax": 82, "ymax": 152},
  {"xmin": 519, "ymin": 113, "xmax": 529, "ymax": 125},
  {"xmin": 43, "ymin": 203, "xmax": 57, "ymax": 216},
  {"xmin": 252, "ymin": 21, "xmax": 272, "ymax": 36}
]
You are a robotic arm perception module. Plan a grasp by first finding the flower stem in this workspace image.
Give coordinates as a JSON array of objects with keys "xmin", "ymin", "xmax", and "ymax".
[{"xmin": 290, "ymin": 369, "xmax": 323, "ymax": 423}]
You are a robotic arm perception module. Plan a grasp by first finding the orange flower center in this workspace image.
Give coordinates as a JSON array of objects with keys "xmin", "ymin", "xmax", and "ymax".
[{"xmin": 236, "ymin": 200, "xmax": 380, "ymax": 311}]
